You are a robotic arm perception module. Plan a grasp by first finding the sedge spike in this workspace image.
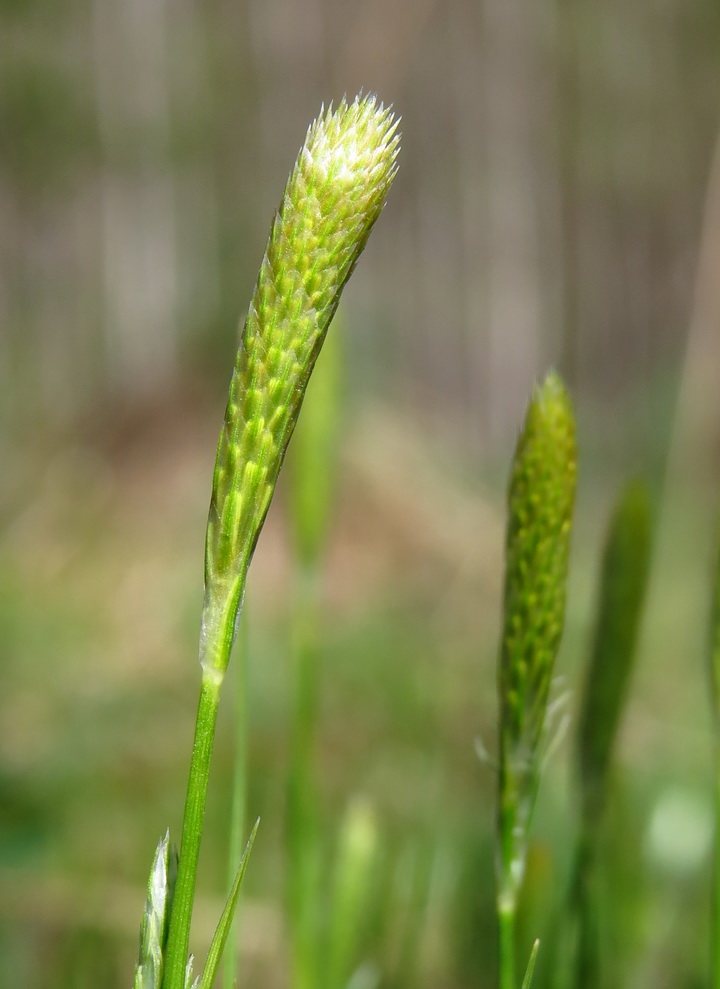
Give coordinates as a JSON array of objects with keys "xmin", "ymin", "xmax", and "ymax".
[
  {"xmin": 161, "ymin": 95, "xmax": 399, "ymax": 989},
  {"xmin": 498, "ymin": 371, "xmax": 577, "ymax": 889},
  {"xmin": 496, "ymin": 372, "xmax": 577, "ymax": 989},
  {"xmin": 201, "ymin": 95, "xmax": 400, "ymax": 676}
]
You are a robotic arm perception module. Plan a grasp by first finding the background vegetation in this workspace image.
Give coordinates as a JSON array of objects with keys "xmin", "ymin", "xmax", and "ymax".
[{"xmin": 2, "ymin": 0, "xmax": 720, "ymax": 986}]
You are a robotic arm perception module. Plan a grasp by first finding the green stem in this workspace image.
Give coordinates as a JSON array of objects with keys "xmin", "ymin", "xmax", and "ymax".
[
  {"xmin": 163, "ymin": 661, "xmax": 227, "ymax": 989},
  {"xmin": 288, "ymin": 564, "xmax": 321, "ymax": 989},
  {"xmin": 497, "ymin": 768, "xmax": 522, "ymax": 989},
  {"xmin": 572, "ymin": 825, "xmax": 598, "ymax": 989},
  {"xmin": 223, "ymin": 610, "xmax": 249, "ymax": 989},
  {"xmin": 498, "ymin": 901, "xmax": 516, "ymax": 989},
  {"xmin": 161, "ymin": 577, "xmax": 243, "ymax": 989},
  {"xmin": 163, "ymin": 584, "xmax": 246, "ymax": 989},
  {"xmin": 713, "ymin": 735, "xmax": 720, "ymax": 989}
]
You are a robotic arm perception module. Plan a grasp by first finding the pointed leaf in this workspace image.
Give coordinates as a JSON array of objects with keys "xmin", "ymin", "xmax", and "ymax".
[
  {"xmin": 197, "ymin": 820, "xmax": 259, "ymax": 989},
  {"xmin": 521, "ymin": 939, "xmax": 540, "ymax": 989}
]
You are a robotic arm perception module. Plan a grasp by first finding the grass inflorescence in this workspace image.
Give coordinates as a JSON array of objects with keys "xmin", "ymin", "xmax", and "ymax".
[
  {"xmin": 121, "ymin": 89, "xmax": 720, "ymax": 989},
  {"xmin": 496, "ymin": 372, "xmax": 577, "ymax": 989},
  {"xmin": 132, "ymin": 94, "xmax": 401, "ymax": 989}
]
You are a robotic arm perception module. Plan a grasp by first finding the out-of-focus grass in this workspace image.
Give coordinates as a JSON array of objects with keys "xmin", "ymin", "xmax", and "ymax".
[{"xmin": 0, "ymin": 379, "xmax": 715, "ymax": 988}]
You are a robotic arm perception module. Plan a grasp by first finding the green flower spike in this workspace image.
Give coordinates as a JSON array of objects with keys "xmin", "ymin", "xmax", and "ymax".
[
  {"xmin": 496, "ymin": 371, "xmax": 577, "ymax": 989},
  {"xmin": 161, "ymin": 95, "xmax": 399, "ymax": 989},
  {"xmin": 134, "ymin": 832, "xmax": 178, "ymax": 989},
  {"xmin": 201, "ymin": 95, "xmax": 400, "ymax": 678}
]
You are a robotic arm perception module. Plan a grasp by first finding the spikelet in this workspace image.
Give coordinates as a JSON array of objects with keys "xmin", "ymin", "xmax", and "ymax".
[
  {"xmin": 133, "ymin": 832, "xmax": 178, "ymax": 989},
  {"xmin": 201, "ymin": 95, "xmax": 400, "ymax": 674},
  {"xmin": 497, "ymin": 371, "xmax": 577, "ymax": 906}
]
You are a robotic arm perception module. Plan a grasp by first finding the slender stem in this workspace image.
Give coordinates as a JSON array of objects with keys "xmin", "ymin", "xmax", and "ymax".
[
  {"xmin": 572, "ymin": 825, "xmax": 599, "ymax": 989},
  {"xmin": 498, "ymin": 901, "xmax": 516, "ymax": 989},
  {"xmin": 163, "ymin": 671, "xmax": 224, "ymax": 989},
  {"xmin": 713, "ymin": 735, "xmax": 720, "ymax": 989},
  {"xmin": 223, "ymin": 610, "xmax": 249, "ymax": 989},
  {"xmin": 497, "ymin": 765, "xmax": 521, "ymax": 989},
  {"xmin": 288, "ymin": 564, "xmax": 321, "ymax": 989}
]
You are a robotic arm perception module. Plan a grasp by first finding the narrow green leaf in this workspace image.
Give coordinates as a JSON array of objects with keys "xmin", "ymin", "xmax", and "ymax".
[
  {"xmin": 288, "ymin": 310, "xmax": 343, "ymax": 570},
  {"xmin": 521, "ymin": 939, "xmax": 540, "ymax": 989},
  {"xmin": 577, "ymin": 479, "xmax": 653, "ymax": 820},
  {"xmin": 570, "ymin": 480, "xmax": 652, "ymax": 989},
  {"xmin": 327, "ymin": 797, "xmax": 378, "ymax": 989},
  {"xmin": 709, "ymin": 514, "xmax": 720, "ymax": 989},
  {"xmin": 197, "ymin": 820, "xmax": 259, "ymax": 989},
  {"xmin": 709, "ymin": 514, "xmax": 720, "ymax": 724}
]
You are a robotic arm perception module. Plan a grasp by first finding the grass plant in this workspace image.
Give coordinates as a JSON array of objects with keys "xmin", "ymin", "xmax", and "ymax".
[
  {"xmin": 120, "ymin": 90, "xmax": 717, "ymax": 989},
  {"xmin": 286, "ymin": 323, "xmax": 343, "ymax": 989},
  {"xmin": 709, "ymin": 517, "xmax": 720, "ymax": 989},
  {"xmin": 132, "ymin": 94, "xmax": 400, "ymax": 989},
  {"xmin": 326, "ymin": 796, "xmax": 379, "ymax": 989},
  {"xmin": 571, "ymin": 480, "xmax": 653, "ymax": 989},
  {"xmin": 496, "ymin": 372, "xmax": 577, "ymax": 989},
  {"xmin": 133, "ymin": 833, "xmax": 177, "ymax": 989}
]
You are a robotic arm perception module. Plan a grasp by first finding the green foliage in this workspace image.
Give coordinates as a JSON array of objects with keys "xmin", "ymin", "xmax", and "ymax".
[
  {"xmin": 326, "ymin": 798, "xmax": 378, "ymax": 989},
  {"xmin": 709, "ymin": 516, "xmax": 720, "ymax": 989},
  {"xmin": 568, "ymin": 480, "xmax": 653, "ymax": 989},
  {"xmin": 285, "ymin": 291, "xmax": 344, "ymax": 989},
  {"xmin": 578, "ymin": 479, "xmax": 653, "ymax": 819},
  {"xmin": 709, "ymin": 517, "xmax": 720, "ymax": 725},
  {"xmin": 288, "ymin": 320, "xmax": 343, "ymax": 570},
  {"xmin": 158, "ymin": 95, "xmax": 400, "ymax": 989},
  {"xmin": 521, "ymin": 940, "xmax": 540, "ymax": 989},
  {"xmin": 196, "ymin": 821, "xmax": 259, "ymax": 989}
]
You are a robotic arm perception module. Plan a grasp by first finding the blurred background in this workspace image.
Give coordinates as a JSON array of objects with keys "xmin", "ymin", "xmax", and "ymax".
[{"xmin": 2, "ymin": 0, "xmax": 720, "ymax": 986}]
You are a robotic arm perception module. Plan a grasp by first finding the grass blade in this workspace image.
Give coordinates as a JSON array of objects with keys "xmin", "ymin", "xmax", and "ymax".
[
  {"xmin": 197, "ymin": 820, "xmax": 260, "ymax": 989},
  {"xmin": 286, "ymin": 306, "xmax": 343, "ymax": 989},
  {"xmin": 326, "ymin": 798, "xmax": 378, "ymax": 989},
  {"xmin": 577, "ymin": 479, "xmax": 653, "ymax": 819},
  {"xmin": 571, "ymin": 479, "xmax": 652, "ymax": 989},
  {"xmin": 521, "ymin": 940, "xmax": 540, "ymax": 989},
  {"xmin": 709, "ymin": 516, "xmax": 720, "ymax": 989}
]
